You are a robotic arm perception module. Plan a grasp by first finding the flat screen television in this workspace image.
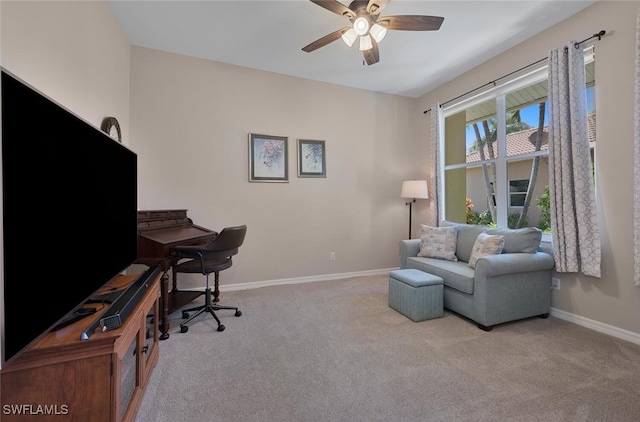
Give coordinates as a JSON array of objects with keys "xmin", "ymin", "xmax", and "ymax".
[{"xmin": 1, "ymin": 69, "xmax": 138, "ymax": 364}]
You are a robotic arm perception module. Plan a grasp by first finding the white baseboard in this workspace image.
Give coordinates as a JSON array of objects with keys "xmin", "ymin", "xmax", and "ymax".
[
  {"xmin": 220, "ymin": 268, "xmax": 397, "ymax": 292},
  {"xmin": 550, "ymin": 307, "xmax": 640, "ymax": 346}
]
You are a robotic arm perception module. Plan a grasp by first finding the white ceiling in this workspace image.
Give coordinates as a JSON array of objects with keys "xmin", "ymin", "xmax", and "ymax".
[{"xmin": 109, "ymin": 0, "xmax": 597, "ymax": 98}]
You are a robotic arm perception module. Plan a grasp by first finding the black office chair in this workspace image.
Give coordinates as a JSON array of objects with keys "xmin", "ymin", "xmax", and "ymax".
[{"xmin": 173, "ymin": 225, "xmax": 247, "ymax": 333}]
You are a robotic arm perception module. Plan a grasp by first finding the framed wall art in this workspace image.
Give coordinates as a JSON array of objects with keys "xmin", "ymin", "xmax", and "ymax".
[
  {"xmin": 297, "ymin": 139, "xmax": 326, "ymax": 178},
  {"xmin": 248, "ymin": 133, "xmax": 288, "ymax": 182}
]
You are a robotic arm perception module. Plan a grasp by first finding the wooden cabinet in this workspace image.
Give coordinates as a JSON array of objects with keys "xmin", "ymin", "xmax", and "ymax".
[{"xmin": 0, "ymin": 272, "xmax": 160, "ymax": 422}]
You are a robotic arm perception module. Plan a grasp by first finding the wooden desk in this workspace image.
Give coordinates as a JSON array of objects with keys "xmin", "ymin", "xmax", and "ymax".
[
  {"xmin": 0, "ymin": 272, "xmax": 161, "ymax": 422},
  {"xmin": 137, "ymin": 209, "xmax": 217, "ymax": 340}
]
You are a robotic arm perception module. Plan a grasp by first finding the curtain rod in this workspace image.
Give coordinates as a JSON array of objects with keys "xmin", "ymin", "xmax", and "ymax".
[{"xmin": 423, "ymin": 30, "xmax": 606, "ymax": 114}]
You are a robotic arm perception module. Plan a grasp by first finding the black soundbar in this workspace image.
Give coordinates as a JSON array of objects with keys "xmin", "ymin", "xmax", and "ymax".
[{"xmin": 81, "ymin": 265, "xmax": 160, "ymax": 340}]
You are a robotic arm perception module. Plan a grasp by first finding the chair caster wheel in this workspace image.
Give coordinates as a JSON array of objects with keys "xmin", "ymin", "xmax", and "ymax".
[
  {"xmin": 180, "ymin": 325, "xmax": 188, "ymax": 333},
  {"xmin": 235, "ymin": 310, "xmax": 242, "ymax": 317},
  {"xmin": 182, "ymin": 311, "xmax": 189, "ymax": 319},
  {"xmin": 217, "ymin": 324, "xmax": 225, "ymax": 332}
]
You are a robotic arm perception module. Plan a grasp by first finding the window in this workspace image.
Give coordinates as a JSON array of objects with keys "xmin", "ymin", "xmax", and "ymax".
[
  {"xmin": 442, "ymin": 55, "xmax": 595, "ymax": 236},
  {"xmin": 509, "ymin": 179, "xmax": 529, "ymax": 207}
]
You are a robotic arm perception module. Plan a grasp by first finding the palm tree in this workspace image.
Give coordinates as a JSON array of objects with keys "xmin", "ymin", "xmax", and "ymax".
[
  {"xmin": 506, "ymin": 110, "xmax": 531, "ymax": 133},
  {"xmin": 516, "ymin": 102, "xmax": 546, "ymax": 228},
  {"xmin": 472, "ymin": 122, "xmax": 497, "ymax": 223},
  {"xmin": 471, "ymin": 111, "xmax": 531, "ymax": 225}
]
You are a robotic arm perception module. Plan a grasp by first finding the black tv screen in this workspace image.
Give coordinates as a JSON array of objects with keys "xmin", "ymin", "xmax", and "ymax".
[{"xmin": 1, "ymin": 69, "xmax": 138, "ymax": 363}]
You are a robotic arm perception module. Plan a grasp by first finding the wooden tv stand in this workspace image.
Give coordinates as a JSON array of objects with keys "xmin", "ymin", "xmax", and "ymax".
[{"xmin": 0, "ymin": 272, "xmax": 161, "ymax": 422}]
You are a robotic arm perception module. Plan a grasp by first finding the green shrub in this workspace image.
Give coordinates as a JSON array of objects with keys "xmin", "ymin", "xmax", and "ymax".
[
  {"xmin": 508, "ymin": 213, "xmax": 527, "ymax": 229},
  {"xmin": 474, "ymin": 209, "xmax": 495, "ymax": 226},
  {"xmin": 536, "ymin": 186, "xmax": 551, "ymax": 233}
]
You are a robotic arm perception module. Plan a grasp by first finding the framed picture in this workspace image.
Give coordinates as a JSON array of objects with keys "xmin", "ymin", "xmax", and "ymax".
[
  {"xmin": 248, "ymin": 133, "xmax": 288, "ymax": 182},
  {"xmin": 297, "ymin": 139, "xmax": 326, "ymax": 178}
]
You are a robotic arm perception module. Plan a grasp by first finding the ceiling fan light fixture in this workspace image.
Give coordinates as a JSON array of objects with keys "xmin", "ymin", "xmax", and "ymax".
[
  {"xmin": 370, "ymin": 23, "xmax": 387, "ymax": 43},
  {"xmin": 353, "ymin": 17, "xmax": 370, "ymax": 36},
  {"xmin": 359, "ymin": 34, "xmax": 373, "ymax": 51},
  {"xmin": 341, "ymin": 28, "xmax": 357, "ymax": 47},
  {"xmin": 303, "ymin": 0, "xmax": 445, "ymax": 66}
]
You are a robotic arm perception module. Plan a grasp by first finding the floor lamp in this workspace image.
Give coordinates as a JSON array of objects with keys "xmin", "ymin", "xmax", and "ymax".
[{"xmin": 401, "ymin": 180, "xmax": 429, "ymax": 239}]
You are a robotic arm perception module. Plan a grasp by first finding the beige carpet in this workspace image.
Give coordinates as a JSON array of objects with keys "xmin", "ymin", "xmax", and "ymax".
[{"xmin": 136, "ymin": 275, "xmax": 640, "ymax": 422}]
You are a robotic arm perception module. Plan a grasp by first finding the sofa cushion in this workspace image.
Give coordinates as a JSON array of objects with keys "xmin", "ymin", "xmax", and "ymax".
[
  {"xmin": 417, "ymin": 225, "xmax": 458, "ymax": 262},
  {"xmin": 485, "ymin": 227, "xmax": 542, "ymax": 253},
  {"xmin": 441, "ymin": 221, "xmax": 488, "ymax": 263},
  {"xmin": 406, "ymin": 256, "xmax": 475, "ymax": 294},
  {"xmin": 468, "ymin": 232, "xmax": 505, "ymax": 268}
]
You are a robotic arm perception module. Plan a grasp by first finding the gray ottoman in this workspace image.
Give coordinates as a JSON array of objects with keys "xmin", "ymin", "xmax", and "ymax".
[{"xmin": 388, "ymin": 269, "xmax": 444, "ymax": 322}]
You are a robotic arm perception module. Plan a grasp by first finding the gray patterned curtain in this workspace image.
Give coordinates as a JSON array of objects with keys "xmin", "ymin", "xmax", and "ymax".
[
  {"xmin": 634, "ymin": 9, "xmax": 640, "ymax": 286},
  {"xmin": 548, "ymin": 43, "xmax": 601, "ymax": 278},
  {"xmin": 429, "ymin": 103, "xmax": 442, "ymax": 227}
]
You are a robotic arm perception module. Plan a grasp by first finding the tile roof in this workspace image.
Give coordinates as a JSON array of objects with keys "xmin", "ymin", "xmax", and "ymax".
[{"xmin": 466, "ymin": 113, "xmax": 595, "ymax": 164}]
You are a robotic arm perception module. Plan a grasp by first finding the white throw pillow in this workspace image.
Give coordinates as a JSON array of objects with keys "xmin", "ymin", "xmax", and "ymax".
[
  {"xmin": 468, "ymin": 232, "xmax": 505, "ymax": 268},
  {"xmin": 417, "ymin": 225, "xmax": 458, "ymax": 262}
]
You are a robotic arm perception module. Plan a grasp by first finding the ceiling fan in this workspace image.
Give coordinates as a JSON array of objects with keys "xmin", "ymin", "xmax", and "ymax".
[{"xmin": 302, "ymin": 0, "xmax": 444, "ymax": 65}]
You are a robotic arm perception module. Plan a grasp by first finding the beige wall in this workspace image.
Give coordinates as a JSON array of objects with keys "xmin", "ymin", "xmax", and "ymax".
[
  {"xmin": 128, "ymin": 47, "xmax": 420, "ymax": 288},
  {"xmin": 1, "ymin": 1, "xmax": 130, "ymax": 140},
  {"xmin": 0, "ymin": 0, "xmax": 131, "ymax": 367},
  {"xmin": 418, "ymin": 0, "xmax": 640, "ymax": 336}
]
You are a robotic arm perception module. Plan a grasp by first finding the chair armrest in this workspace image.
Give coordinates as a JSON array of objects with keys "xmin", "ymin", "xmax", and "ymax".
[
  {"xmin": 474, "ymin": 252, "xmax": 555, "ymax": 278},
  {"xmin": 399, "ymin": 239, "xmax": 421, "ymax": 269},
  {"xmin": 174, "ymin": 244, "xmax": 208, "ymax": 260}
]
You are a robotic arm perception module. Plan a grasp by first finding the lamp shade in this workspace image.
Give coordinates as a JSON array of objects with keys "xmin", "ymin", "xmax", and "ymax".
[
  {"xmin": 370, "ymin": 23, "xmax": 387, "ymax": 43},
  {"xmin": 401, "ymin": 180, "xmax": 429, "ymax": 199},
  {"xmin": 341, "ymin": 28, "xmax": 357, "ymax": 47},
  {"xmin": 359, "ymin": 34, "xmax": 373, "ymax": 51}
]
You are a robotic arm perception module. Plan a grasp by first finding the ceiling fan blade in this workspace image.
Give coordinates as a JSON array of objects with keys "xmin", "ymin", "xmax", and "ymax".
[
  {"xmin": 362, "ymin": 39, "xmax": 379, "ymax": 65},
  {"xmin": 310, "ymin": 0, "xmax": 355, "ymax": 19},
  {"xmin": 302, "ymin": 27, "xmax": 350, "ymax": 52},
  {"xmin": 379, "ymin": 15, "xmax": 444, "ymax": 31},
  {"xmin": 366, "ymin": 0, "xmax": 389, "ymax": 16}
]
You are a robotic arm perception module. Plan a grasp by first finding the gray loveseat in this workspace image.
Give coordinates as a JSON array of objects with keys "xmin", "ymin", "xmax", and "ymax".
[{"xmin": 399, "ymin": 222, "xmax": 555, "ymax": 331}]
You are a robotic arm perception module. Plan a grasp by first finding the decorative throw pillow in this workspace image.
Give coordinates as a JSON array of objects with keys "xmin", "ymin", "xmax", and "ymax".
[
  {"xmin": 417, "ymin": 225, "xmax": 458, "ymax": 262},
  {"xmin": 468, "ymin": 232, "xmax": 505, "ymax": 268},
  {"xmin": 484, "ymin": 227, "xmax": 542, "ymax": 253}
]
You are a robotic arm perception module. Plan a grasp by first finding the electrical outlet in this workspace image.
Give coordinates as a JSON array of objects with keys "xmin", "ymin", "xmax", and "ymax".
[
  {"xmin": 330, "ymin": 252, "xmax": 336, "ymax": 261},
  {"xmin": 551, "ymin": 277, "xmax": 560, "ymax": 290}
]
